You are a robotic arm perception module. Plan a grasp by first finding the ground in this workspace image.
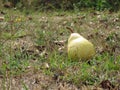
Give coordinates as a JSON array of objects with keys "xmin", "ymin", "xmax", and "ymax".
[{"xmin": 0, "ymin": 9, "xmax": 120, "ymax": 90}]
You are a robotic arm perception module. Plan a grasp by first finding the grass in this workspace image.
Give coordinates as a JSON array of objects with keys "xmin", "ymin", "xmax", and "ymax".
[{"xmin": 0, "ymin": 8, "xmax": 120, "ymax": 89}]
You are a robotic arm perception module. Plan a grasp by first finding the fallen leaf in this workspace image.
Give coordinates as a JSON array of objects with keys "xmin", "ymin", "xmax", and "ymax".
[{"xmin": 100, "ymin": 80, "xmax": 115, "ymax": 90}]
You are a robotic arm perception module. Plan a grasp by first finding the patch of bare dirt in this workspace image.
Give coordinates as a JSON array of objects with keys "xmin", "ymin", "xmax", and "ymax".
[{"xmin": 0, "ymin": 71, "xmax": 106, "ymax": 90}]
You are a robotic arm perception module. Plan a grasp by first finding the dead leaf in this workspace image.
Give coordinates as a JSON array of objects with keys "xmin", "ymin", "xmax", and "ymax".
[
  {"xmin": 0, "ymin": 16, "xmax": 4, "ymax": 21},
  {"xmin": 54, "ymin": 40, "xmax": 66, "ymax": 46},
  {"xmin": 100, "ymin": 80, "xmax": 115, "ymax": 90}
]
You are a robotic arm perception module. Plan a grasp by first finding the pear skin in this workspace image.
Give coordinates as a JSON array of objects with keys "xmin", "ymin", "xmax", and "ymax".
[{"xmin": 68, "ymin": 33, "xmax": 95, "ymax": 60}]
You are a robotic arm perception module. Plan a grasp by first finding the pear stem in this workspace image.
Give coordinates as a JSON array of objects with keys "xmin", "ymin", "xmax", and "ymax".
[{"xmin": 66, "ymin": 26, "xmax": 74, "ymax": 33}]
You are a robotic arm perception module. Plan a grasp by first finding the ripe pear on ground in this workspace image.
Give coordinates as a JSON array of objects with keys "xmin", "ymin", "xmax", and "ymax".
[{"xmin": 68, "ymin": 33, "xmax": 95, "ymax": 60}]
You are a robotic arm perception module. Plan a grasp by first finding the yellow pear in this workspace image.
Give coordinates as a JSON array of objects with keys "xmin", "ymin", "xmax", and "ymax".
[{"xmin": 68, "ymin": 33, "xmax": 95, "ymax": 60}]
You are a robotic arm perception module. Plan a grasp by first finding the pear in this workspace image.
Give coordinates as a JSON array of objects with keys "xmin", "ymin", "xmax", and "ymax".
[{"xmin": 68, "ymin": 33, "xmax": 95, "ymax": 60}]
